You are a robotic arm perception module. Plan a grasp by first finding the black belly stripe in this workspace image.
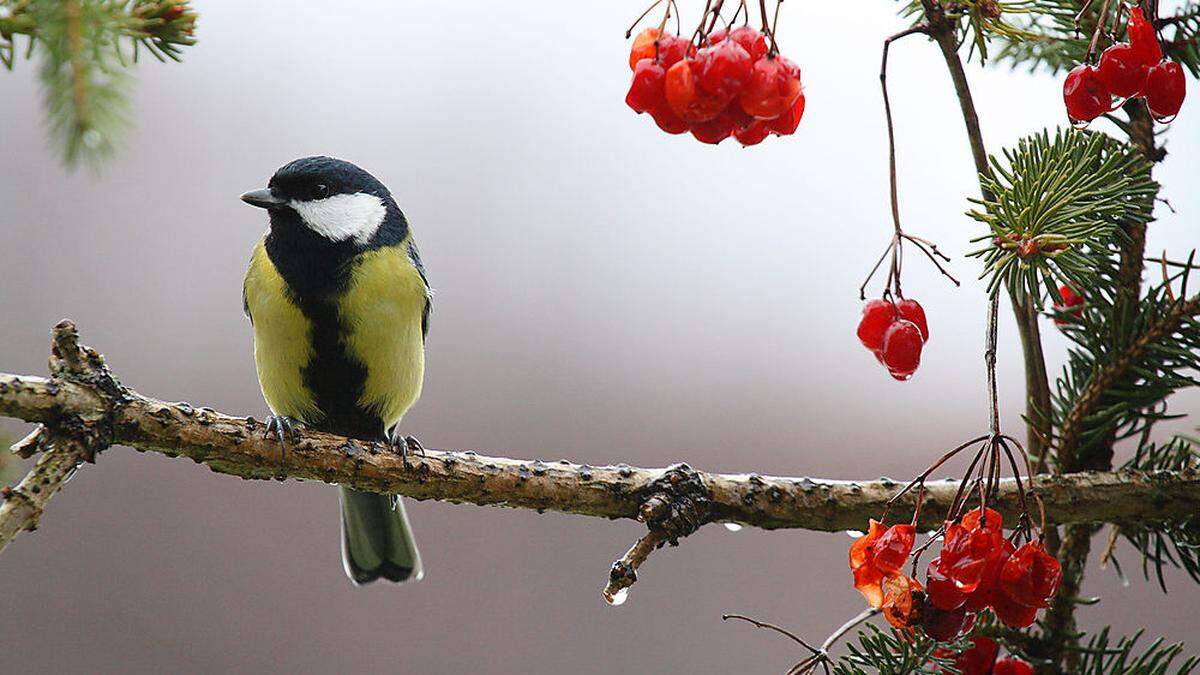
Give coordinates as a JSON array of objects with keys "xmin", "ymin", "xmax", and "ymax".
[{"xmin": 263, "ymin": 211, "xmax": 389, "ymax": 442}]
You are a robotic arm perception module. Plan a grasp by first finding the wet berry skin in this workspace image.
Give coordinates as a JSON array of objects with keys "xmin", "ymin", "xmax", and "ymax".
[
  {"xmin": 1063, "ymin": 65, "xmax": 1111, "ymax": 122},
  {"xmin": 697, "ymin": 39, "xmax": 753, "ymax": 98},
  {"xmin": 739, "ymin": 57, "xmax": 802, "ymax": 119},
  {"xmin": 1053, "ymin": 285, "xmax": 1084, "ymax": 325},
  {"xmin": 953, "ymin": 637, "xmax": 1000, "ymax": 675},
  {"xmin": 1098, "ymin": 43, "xmax": 1150, "ymax": 98},
  {"xmin": 629, "ymin": 28, "xmax": 661, "ymax": 70},
  {"xmin": 708, "ymin": 26, "xmax": 769, "ymax": 60},
  {"xmin": 767, "ymin": 93, "xmax": 805, "ymax": 136},
  {"xmin": 1145, "ymin": 60, "xmax": 1186, "ymax": 120},
  {"xmin": 689, "ymin": 112, "xmax": 735, "ymax": 144},
  {"xmin": 665, "ymin": 59, "xmax": 733, "ymax": 123},
  {"xmin": 735, "ymin": 121, "xmax": 771, "ymax": 146},
  {"xmin": 1127, "ymin": 7, "xmax": 1163, "ymax": 67},
  {"xmin": 649, "ymin": 103, "xmax": 689, "ymax": 134},
  {"xmin": 896, "ymin": 298, "xmax": 928, "ymax": 341},
  {"xmin": 993, "ymin": 658, "xmax": 1035, "ymax": 675},
  {"xmin": 882, "ymin": 320, "xmax": 923, "ymax": 379},
  {"xmin": 857, "ymin": 299, "xmax": 897, "ymax": 352},
  {"xmin": 626, "ymin": 61, "xmax": 667, "ymax": 113},
  {"xmin": 920, "ymin": 602, "xmax": 969, "ymax": 642}
]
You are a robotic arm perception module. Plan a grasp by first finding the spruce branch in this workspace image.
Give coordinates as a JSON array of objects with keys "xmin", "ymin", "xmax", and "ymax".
[
  {"xmin": 1055, "ymin": 284, "xmax": 1200, "ymax": 473},
  {"xmin": 1072, "ymin": 627, "xmax": 1200, "ymax": 674},
  {"xmin": 1115, "ymin": 436, "xmax": 1200, "ymax": 590},
  {"xmin": 993, "ymin": 0, "xmax": 1200, "ymax": 76},
  {"xmin": 968, "ymin": 129, "xmax": 1158, "ymax": 304},
  {"xmin": 0, "ymin": 0, "xmax": 197, "ymax": 167}
]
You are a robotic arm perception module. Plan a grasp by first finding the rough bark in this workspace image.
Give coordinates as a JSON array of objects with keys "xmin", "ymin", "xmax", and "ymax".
[{"xmin": 3, "ymin": 323, "xmax": 1200, "ymax": 558}]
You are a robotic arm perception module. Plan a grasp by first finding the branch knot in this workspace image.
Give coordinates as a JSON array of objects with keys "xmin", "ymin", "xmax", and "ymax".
[{"xmin": 639, "ymin": 463, "xmax": 711, "ymax": 544}]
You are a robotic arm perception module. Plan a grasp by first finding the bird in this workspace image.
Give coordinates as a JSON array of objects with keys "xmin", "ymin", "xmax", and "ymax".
[{"xmin": 240, "ymin": 156, "xmax": 430, "ymax": 585}]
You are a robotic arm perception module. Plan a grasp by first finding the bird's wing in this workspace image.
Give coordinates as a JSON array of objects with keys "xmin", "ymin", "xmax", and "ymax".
[{"xmin": 407, "ymin": 240, "xmax": 432, "ymax": 341}]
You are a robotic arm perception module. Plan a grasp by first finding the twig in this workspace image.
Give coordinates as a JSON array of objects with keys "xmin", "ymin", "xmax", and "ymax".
[
  {"xmin": 723, "ymin": 614, "xmax": 822, "ymax": 654},
  {"xmin": 603, "ymin": 530, "xmax": 668, "ymax": 604}
]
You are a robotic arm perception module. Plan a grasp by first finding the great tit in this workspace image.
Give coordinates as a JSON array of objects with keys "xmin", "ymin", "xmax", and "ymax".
[{"xmin": 240, "ymin": 156, "xmax": 430, "ymax": 585}]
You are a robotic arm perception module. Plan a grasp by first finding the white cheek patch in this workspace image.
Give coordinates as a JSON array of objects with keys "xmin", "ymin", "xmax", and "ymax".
[{"xmin": 290, "ymin": 192, "xmax": 387, "ymax": 245}]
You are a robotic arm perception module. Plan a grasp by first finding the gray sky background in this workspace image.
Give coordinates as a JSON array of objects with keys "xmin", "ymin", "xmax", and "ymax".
[{"xmin": 1, "ymin": 1, "xmax": 1197, "ymax": 672}]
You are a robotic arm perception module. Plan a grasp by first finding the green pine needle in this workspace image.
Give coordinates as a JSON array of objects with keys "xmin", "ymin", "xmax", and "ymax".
[{"xmin": 968, "ymin": 128, "xmax": 1157, "ymax": 305}]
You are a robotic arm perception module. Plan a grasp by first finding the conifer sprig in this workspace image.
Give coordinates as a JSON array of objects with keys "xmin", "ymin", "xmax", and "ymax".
[
  {"xmin": 0, "ymin": 0, "xmax": 196, "ymax": 167},
  {"xmin": 968, "ymin": 128, "xmax": 1158, "ymax": 303}
]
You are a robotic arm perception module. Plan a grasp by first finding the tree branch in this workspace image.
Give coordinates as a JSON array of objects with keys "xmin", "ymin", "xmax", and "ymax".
[
  {"xmin": 919, "ymin": 0, "xmax": 1055, "ymax": 465},
  {"xmin": 3, "ymin": 322, "xmax": 1200, "ymax": 594},
  {"xmin": 1057, "ymin": 295, "xmax": 1200, "ymax": 472}
]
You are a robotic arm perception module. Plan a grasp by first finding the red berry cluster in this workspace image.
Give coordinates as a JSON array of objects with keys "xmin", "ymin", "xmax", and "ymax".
[
  {"xmin": 849, "ymin": 508, "xmax": 1062, "ymax": 641},
  {"xmin": 934, "ymin": 637, "xmax": 1033, "ymax": 675},
  {"xmin": 856, "ymin": 297, "xmax": 928, "ymax": 380},
  {"xmin": 625, "ymin": 27, "xmax": 805, "ymax": 145},
  {"xmin": 1052, "ymin": 284, "xmax": 1084, "ymax": 326},
  {"xmin": 1064, "ymin": 7, "xmax": 1186, "ymax": 123}
]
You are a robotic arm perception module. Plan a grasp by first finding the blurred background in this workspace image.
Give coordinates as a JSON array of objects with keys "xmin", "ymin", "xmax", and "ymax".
[{"xmin": 1, "ymin": 1, "xmax": 1197, "ymax": 672}]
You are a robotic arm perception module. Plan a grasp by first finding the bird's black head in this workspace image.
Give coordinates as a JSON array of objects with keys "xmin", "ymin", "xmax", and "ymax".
[{"xmin": 241, "ymin": 156, "xmax": 404, "ymax": 247}]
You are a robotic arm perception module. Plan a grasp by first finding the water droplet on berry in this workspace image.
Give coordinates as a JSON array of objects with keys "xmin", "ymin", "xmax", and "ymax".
[
  {"xmin": 846, "ymin": 529, "xmax": 865, "ymax": 538},
  {"xmin": 724, "ymin": 522, "xmax": 743, "ymax": 532},
  {"xmin": 606, "ymin": 587, "xmax": 629, "ymax": 606}
]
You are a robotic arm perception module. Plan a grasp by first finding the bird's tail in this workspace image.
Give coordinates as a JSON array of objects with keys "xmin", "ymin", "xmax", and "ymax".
[{"xmin": 339, "ymin": 487, "xmax": 423, "ymax": 585}]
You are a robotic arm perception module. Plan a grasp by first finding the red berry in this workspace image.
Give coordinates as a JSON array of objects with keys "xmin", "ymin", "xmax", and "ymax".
[
  {"xmin": 649, "ymin": 102, "xmax": 689, "ymax": 134},
  {"xmin": 963, "ymin": 538, "xmax": 1013, "ymax": 612},
  {"xmin": 665, "ymin": 59, "xmax": 733, "ymax": 123},
  {"xmin": 961, "ymin": 506, "xmax": 1003, "ymax": 536},
  {"xmin": 1063, "ymin": 65, "xmax": 1111, "ymax": 123},
  {"xmin": 735, "ymin": 120, "xmax": 771, "ymax": 146},
  {"xmin": 954, "ymin": 637, "xmax": 1000, "ymax": 675},
  {"xmin": 882, "ymin": 320, "xmax": 923, "ymax": 379},
  {"xmin": 708, "ymin": 26, "xmax": 768, "ymax": 60},
  {"xmin": 697, "ymin": 40, "xmax": 753, "ymax": 98},
  {"xmin": 629, "ymin": 28, "xmax": 661, "ymax": 70},
  {"xmin": 880, "ymin": 573, "xmax": 922, "ymax": 629},
  {"xmin": 926, "ymin": 557, "xmax": 967, "ymax": 611},
  {"xmin": 993, "ymin": 658, "xmax": 1035, "ymax": 675},
  {"xmin": 940, "ymin": 522, "xmax": 998, "ymax": 593},
  {"xmin": 920, "ymin": 601, "xmax": 969, "ymax": 642},
  {"xmin": 656, "ymin": 34, "xmax": 695, "ymax": 69},
  {"xmin": 849, "ymin": 520, "xmax": 884, "ymax": 570},
  {"xmin": 896, "ymin": 298, "xmax": 928, "ymax": 342},
  {"xmin": 991, "ymin": 586, "xmax": 1039, "ymax": 628},
  {"xmin": 857, "ymin": 299, "xmax": 897, "ymax": 352},
  {"xmin": 1127, "ymin": 7, "xmax": 1163, "ymax": 67},
  {"xmin": 689, "ymin": 110, "xmax": 736, "ymax": 144},
  {"xmin": 626, "ymin": 60, "xmax": 668, "ymax": 114},
  {"xmin": 739, "ymin": 57, "xmax": 802, "ymax": 119},
  {"xmin": 1098, "ymin": 43, "xmax": 1150, "ymax": 98},
  {"xmin": 1053, "ymin": 285, "xmax": 1084, "ymax": 325},
  {"xmin": 1000, "ymin": 541, "xmax": 1062, "ymax": 609},
  {"xmin": 1145, "ymin": 60, "xmax": 1186, "ymax": 120},
  {"xmin": 766, "ymin": 92, "xmax": 805, "ymax": 136},
  {"xmin": 872, "ymin": 524, "xmax": 915, "ymax": 575}
]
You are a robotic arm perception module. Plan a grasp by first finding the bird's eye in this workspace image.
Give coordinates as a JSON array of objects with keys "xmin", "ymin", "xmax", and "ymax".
[{"xmin": 314, "ymin": 184, "xmax": 329, "ymax": 198}]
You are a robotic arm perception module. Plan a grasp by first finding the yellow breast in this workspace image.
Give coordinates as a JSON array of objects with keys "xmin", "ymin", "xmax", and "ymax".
[
  {"xmin": 338, "ymin": 246, "xmax": 428, "ymax": 430},
  {"xmin": 243, "ymin": 241, "xmax": 322, "ymax": 422}
]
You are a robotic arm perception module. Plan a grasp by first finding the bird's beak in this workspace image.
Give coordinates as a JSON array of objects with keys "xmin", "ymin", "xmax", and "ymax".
[{"xmin": 240, "ymin": 188, "xmax": 287, "ymax": 210}]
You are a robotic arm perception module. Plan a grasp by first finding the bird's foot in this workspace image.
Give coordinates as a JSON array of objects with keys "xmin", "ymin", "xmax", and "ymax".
[
  {"xmin": 387, "ymin": 432, "xmax": 426, "ymax": 464},
  {"xmin": 264, "ymin": 415, "xmax": 303, "ymax": 471}
]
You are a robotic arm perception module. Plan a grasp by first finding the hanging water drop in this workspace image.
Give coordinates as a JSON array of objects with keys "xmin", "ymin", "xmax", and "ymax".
[
  {"xmin": 724, "ymin": 522, "xmax": 743, "ymax": 532},
  {"xmin": 846, "ymin": 529, "xmax": 865, "ymax": 538},
  {"xmin": 606, "ymin": 587, "xmax": 629, "ymax": 606}
]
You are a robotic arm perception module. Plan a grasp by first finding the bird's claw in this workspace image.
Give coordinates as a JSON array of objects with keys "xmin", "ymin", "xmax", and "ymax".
[
  {"xmin": 264, "ymin": 415, "xmax": 303, "ymax": 470},
  {"xmin": 387, "ymin": 433, "xmax": 426, "ymax": 463}
]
